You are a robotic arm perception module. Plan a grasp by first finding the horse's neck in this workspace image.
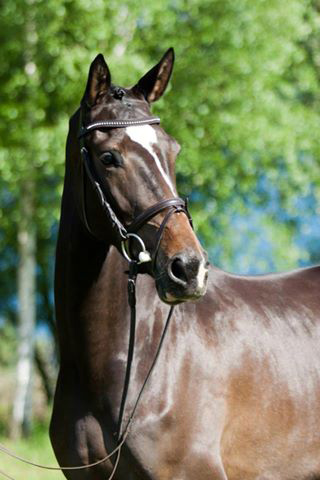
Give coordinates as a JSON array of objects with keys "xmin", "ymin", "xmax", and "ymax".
[{"xmin": 55, "ymin": 187, "xmax": 130, "ymax": 388}]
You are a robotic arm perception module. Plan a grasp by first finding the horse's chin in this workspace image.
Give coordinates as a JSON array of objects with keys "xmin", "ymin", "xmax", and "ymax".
[{"xmin": 156, "ymin": 279, "xmax": 207, "ymax": 305}]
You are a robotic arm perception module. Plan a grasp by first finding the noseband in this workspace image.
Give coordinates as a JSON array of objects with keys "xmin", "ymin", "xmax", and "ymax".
[{"xmin": 78, "ymin": 112, "xmax": 192, "ymax": 269}]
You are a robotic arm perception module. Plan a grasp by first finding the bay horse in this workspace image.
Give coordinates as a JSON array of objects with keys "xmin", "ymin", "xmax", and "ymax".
[{"xmin": 51, "ymin": 48, "xmax": 320, "ymax": 480}]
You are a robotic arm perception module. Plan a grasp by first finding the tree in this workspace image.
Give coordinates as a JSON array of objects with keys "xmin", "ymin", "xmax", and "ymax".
[
  {"xmin": 1, "ymin": 0, "xmax": 320, "ymax": 435},
  {"xmin": 0, "ymin": 0, "xmax": 135, "ymax": 437},
  {"xmin": 129, "ymin": 0, "xmax": 320, "ymax": 261}
]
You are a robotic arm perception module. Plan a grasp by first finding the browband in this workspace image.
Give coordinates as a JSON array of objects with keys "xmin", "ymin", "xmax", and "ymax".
[{"xmin": 78, "ymin": 117, "xmax": 160, "ymax": 138}]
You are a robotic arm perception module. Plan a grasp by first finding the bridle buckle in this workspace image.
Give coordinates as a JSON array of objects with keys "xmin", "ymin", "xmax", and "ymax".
[{"xmin": 121, "ymin": 233, "xmax": 152, "ymax": 265}]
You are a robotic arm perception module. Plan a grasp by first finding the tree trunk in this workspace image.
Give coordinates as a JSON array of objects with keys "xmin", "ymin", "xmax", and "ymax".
[
  {"xmin": 10, "ymin": 178, "xmax": 36, "ymax": 439},
  {"xmin": 34, "ymin": 342, "xmax": 55, "ymax": 404}
]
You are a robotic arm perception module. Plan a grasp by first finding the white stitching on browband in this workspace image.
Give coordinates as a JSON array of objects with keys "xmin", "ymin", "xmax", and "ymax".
[{"xmin": 84, "ymin": 117, "xmax": 160, "ymax": 132}]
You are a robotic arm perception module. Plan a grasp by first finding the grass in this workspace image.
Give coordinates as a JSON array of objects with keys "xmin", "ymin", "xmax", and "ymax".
[{"xmin": 0, "ymin": 423, "xmax": 64, "ymax": 480}]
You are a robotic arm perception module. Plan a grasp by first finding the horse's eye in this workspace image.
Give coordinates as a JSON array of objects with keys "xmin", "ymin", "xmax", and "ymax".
[{"xmin": 100, "ymin": 152, "xmax": 114, "ymax": 166}]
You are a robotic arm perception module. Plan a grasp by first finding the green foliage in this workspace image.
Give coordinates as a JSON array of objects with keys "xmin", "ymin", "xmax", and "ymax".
[{"xmin": 0, "ymin": 322, "xmax": 17, "ymax": 367}]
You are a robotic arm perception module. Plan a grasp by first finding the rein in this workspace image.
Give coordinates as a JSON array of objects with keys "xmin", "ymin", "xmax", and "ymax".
[
  {"xmin": 0, "ymin": 304, "xmax": 174, "ymax": 480},
  {"xmin": 0, "ymin": 113, "xmax": 193, "ymax": 480},
  {"xmin": 78, "ymin": 112, "xmax": 193, "ymax": 477}
]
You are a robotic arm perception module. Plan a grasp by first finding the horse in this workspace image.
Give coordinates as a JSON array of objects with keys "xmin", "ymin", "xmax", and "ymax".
[{"xmin": 51, "ymin": 48, "xmax": 320, "ymax": 480}]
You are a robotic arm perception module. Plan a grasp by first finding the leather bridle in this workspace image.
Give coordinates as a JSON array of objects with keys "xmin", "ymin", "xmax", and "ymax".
[
  {"xmin": 78, "ymin": 112, "xmax": 192, "ymax": 268},
  {"xmin": 78, "ymin": 111, "xmax": 194, "ymax": 477}
]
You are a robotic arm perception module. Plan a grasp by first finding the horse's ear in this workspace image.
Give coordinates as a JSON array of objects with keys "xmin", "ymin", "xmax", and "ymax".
[
  {"xmin": 82, "ymin": 54, "xmax": 111, "ymax": 107},
  {"xmin": 133, "ymin": 48, "xmax": 174, "ymax": 103}
]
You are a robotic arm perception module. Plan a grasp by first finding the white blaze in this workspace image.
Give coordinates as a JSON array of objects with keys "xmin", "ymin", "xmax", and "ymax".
[{"xmin": 126, "ymin": 125, "xmax": 176, "ymax": 195}]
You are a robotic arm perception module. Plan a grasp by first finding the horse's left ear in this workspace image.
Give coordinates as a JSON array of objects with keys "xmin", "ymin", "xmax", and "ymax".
[{"xmin": 133, "ymin": 48, "xmax": 174, "ymax": 103}]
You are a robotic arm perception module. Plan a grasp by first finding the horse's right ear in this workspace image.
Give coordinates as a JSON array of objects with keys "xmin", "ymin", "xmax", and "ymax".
[
  {"xmin": 81, "ymin": 54, "xmax": 111, "ymax": 108},
  {"xmin": 133, "ymin": 48, "xmax": 175, "ymax": 103}
]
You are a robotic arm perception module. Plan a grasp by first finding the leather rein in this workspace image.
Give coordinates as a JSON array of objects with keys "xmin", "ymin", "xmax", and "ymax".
[
  {"xmin": 0, "ymin": 113, "xmax": 194, "ymax": 480},
  {"xmin": 78, "ymin": 113, "xmax": 193, "ymax": 478}
]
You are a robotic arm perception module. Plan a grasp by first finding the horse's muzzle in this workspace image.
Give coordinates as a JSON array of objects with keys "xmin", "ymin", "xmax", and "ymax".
[{"xmin": 156, "ymin": 250, "xmax": 209, "ymax": 304}]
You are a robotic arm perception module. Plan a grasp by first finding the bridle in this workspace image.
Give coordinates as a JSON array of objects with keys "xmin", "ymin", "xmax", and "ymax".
[
  {"xmin": 78, "ymin": 112, "xmax": 192, "ymax": 267},
  {"xmin": 0, "ymin": 113, "xmax": 195, "ymax": 480},
  {"xmin": 78, "ymin": 111, "xmax": 194, "ymax": 474}
]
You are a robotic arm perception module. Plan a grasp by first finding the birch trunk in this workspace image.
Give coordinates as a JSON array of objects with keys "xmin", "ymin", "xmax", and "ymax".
[{"xmin": 10, "ymin": 178, "xmax": 36, "ymax": 439}]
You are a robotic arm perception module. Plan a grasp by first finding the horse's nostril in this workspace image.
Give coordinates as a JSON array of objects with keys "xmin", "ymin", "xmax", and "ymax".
[{"xmin": 169, "ymin": 257, "xmax": 188, "ymax": 285}]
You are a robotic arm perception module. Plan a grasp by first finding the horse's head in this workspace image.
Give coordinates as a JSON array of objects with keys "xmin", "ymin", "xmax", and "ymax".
[{"xmin": 72, "ymin": 49, "xmax": 208, "ymax": 304}]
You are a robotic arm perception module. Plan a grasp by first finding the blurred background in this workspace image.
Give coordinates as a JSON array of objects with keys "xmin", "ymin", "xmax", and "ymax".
[{"xmin": 0, "ymin": 0, "xmax": 320, "ymax": 476}]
